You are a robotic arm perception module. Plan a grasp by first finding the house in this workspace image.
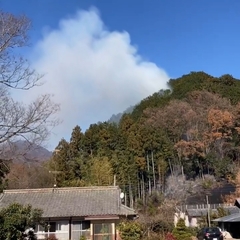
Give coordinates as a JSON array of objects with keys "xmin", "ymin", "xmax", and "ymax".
[
  {"xmin": 0, "ymin": 186, "xmax": 136, "ymax": 240},
  {"xmin": 175, "ymin": 204, "xmax": 239, "ymax": 227},
  {"xmin": 186, "ymin": 206, "xmax": 240, "ymax": 227},
  {"xmin": 174, "ymin": 208, "xmax": 211, "ymax": 227},
  {"xmin": 213, "ymin": 199, "xmax": 240, "ymax": 239}
]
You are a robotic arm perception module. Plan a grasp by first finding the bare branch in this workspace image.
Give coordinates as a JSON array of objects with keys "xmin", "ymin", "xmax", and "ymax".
[
  {"xmin": 0, "ymin": 11, "xmax": 41, "ymax": 89},
  {"xmin": 0, "ymin": 91, "xmax": 60, "ymax": 145},
  {"xmin": 0, "ymin": 10, "xmax": 61, "ymax": 167}
]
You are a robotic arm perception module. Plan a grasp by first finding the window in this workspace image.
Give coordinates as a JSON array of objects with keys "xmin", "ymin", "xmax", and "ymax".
[
  {"xmin": 46, "ymin": 222, "xmax": 56, "ymax": 232},
  {"xmin": 93, "ymin": 223, "xmax": 112, "ymax": 240},
  {"xmin": 56, "ymin": 221, "xmax": 68, "ymax": 232},
  {"xmin": 206, "ymin": 227, "xmax": 220, "ymax": 233},
  {"xmin": 72, "ymin": 221, "xmax": 90, "ymax": 240}
]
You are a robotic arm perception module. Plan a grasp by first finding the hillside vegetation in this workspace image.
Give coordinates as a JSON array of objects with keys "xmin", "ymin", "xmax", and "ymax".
[
  {"xmin": 44, "ymin": 72, "xmax": 240, "ymax": 206},
  {"xmin": 4, "ymin": 72, "xmax": 238, "ymax": 205}
]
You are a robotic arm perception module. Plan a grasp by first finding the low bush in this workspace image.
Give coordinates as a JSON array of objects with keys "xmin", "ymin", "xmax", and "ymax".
[{"xmin": 118, "ymin": 221, "xmax": 143, "ymax": 240}]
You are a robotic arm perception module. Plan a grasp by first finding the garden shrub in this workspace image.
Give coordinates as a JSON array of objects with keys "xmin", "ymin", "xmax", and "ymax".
[
  {"xmin": 118, "ymin": 221, "xmax": 143, "ymax": 240},
  {"xmin": 172, "ymin": 218, "xmax": 192, "ymax": 240}
]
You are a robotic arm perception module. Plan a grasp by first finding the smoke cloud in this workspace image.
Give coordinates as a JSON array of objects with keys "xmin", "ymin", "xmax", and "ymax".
[{"xmin": 26, "ymin": 8, "xmax": 169, "ymax": 148}]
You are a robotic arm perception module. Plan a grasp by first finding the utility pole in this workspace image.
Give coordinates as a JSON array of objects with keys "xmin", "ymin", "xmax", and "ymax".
[
  {"xmin": 49, "ymin": 170, "xmax": 62, "ymax": 187},
  {"xmin": 206, "ymin": 195, "xmax": 211, "ymax": 227},
  {"xmin": 113, "ymin": 174, "xmax": 116, "ymax": 186},
  {"xmin": 50, "ymin": 149, "xmax": 62, "ymax": 187}
]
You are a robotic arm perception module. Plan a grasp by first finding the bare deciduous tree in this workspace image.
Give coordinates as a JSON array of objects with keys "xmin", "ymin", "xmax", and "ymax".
[
  {"xmin": 0, "ymin": 11, "xmax": 59, "ymax": 163},
  {"xmin": 0, "ymin": 11, "xmax": 40, "ymax": 89}
]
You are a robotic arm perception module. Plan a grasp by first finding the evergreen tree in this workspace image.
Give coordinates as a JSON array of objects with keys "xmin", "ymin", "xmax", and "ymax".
[
  {"xmin": 49, "ymin": 138, "xmax": 71, "ymax": 186},
  {"xmin": 69, "ymin": 125, "xmax": 84, "ymax": 158},
  {"xmin": 172, "ymin": 218, "xmax": 192, "ymax": 240}
]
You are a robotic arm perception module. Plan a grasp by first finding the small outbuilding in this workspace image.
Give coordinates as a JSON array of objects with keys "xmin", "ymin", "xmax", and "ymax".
[{"xmin": 212, "ymin": 199, "xmax": 240, "ymax": 239}]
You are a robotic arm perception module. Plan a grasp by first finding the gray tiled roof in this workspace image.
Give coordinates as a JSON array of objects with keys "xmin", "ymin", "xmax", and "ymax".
[
  {"xmin": 0, "ymin": 186, "xmax": 136, "ymax": 218},
  {"xmin": 187, "ymin": 208, "xmax": 209, "ymax": 217},
  {"xmin": 212, "ymin": 213, "xmax": 240, "ymax": 222},
  {"xmin": 187, "ymin": 206, "xmax": 240, "ymax": 217}
]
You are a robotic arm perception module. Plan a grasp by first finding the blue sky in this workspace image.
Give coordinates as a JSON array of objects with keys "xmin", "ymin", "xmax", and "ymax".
[
  {"xmin": 2, "ymin": 0, "xmax": 240, "ymax": 78},
  {"xmin": 1, "ymin": 0, "xmax": 240, "ymax": 148}
]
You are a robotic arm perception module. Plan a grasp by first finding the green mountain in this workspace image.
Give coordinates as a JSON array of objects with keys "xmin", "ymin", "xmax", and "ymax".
[{"xmin": 41, "ymin": 72, "xmax": 240, "ymax": 204}]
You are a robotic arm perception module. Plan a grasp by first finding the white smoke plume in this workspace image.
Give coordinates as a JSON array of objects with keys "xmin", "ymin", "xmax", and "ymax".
[{"xmin": 25, "ymin": 8, "xmax": 169, "ymax": 148}]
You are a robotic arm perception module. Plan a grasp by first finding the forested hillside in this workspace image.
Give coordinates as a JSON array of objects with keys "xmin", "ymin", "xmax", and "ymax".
[
  {"xmin": 45, "ymin": 72, "xmax": 240, "ymax": 205},
  {"xmin": 43, "ymin": 72, "xmax": 240, "ymax": 205}
]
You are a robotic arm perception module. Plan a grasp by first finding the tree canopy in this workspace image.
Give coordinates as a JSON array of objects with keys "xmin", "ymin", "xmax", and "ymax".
[
  {"xmin": 0, "ymin": 10, "xmax": 59, "ymax": 190},
  {"xmin": 44, "ymin": 71, "xmax": 240, "ymax": 206},
  {"xmin": 0, "ymin": 203, "xmax": 43, "ymax": 240}
]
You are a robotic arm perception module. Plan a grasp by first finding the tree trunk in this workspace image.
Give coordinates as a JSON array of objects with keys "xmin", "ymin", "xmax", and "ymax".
[
  {"xmin": 137, "ymin": 173, "xmax": 141, "ymax": 199},
  {"xmin": 158, "ymin": 163, "xmax": 161, "ymax": 192},
  {"xmin": 181, "ymin": 165, "xmax": 184, "ymax": 179},
  {"xmin": 151, "ymin": 150, "xmax": 156, "ymax": 190},
  {"xmin": 124, "ymin": 184, "xmax": 127, "ymax": 206},
  {"xmin": 142, "ymin": 173, "xmax": 145, "ymax": 204},
  {"xmin": 147, "ymin": 153, "xmax": 151, "ymax": 195},
  {"xmin": 128, "ymin": 176, "xmax": 133, "ymax": 208},
  {"xmin": 168, "ymin": 158, "xmax": 173, "ymax": 176}
]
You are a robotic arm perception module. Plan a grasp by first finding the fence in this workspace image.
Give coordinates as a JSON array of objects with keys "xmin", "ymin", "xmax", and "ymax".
[
  {"xmin": 179, "ymin": 203, "xmax": 234, "ymax": 212},
  {"xmin": 36, "ymin": 232, "xmax": 69, "ymax": 240},
  {"xmin": 36, "ymin": 230, "xmax": 91, "ymax": 240}
]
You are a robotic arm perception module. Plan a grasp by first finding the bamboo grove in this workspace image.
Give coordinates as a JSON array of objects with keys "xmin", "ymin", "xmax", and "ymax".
[{"xmin": 49, "ymin": 72, "xmax": 240, "ymax": 207}]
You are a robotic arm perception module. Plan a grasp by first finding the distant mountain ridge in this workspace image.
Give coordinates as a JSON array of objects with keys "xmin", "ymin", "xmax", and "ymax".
[
  {"xmin": 2, "ymin": 140, "xmax": 52, "ymax": 163},
  {"xmin": 107, "ymin": 89, "xmax": 170, "ymax": 124},
  {"xmin": 108, "ymin": 105, "xmax": 135, "ymax": 124}
]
